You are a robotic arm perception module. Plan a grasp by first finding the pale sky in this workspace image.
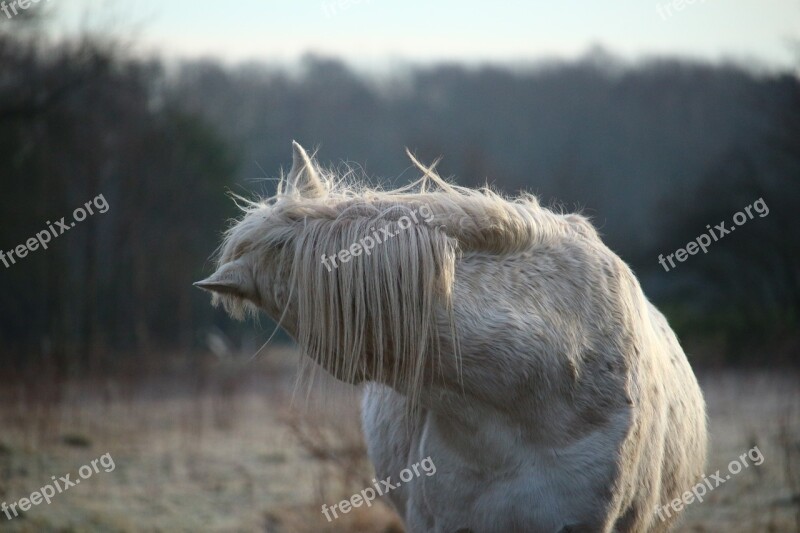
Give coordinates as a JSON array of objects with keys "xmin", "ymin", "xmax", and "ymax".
[{"xmin": 47, "ymin": 0, "xmax": 800, "ymax": 69}]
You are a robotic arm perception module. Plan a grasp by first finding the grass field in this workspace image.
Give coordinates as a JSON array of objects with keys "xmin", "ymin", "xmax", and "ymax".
[{"xmin": 0, "ymin": 348, "xmax": 797, "ymax": 532}]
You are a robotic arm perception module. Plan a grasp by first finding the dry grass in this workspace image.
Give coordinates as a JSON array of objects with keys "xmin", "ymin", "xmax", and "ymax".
[
  {"xmin": 0, "ymin": 350, "xmax": 797, "ymax": 532},
  {"xmin": 678, "ymin": 371, "xmax": 800, "ymax": 532}
]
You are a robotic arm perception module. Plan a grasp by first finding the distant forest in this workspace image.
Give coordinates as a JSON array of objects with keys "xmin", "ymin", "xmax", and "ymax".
[{"xmin": 1, "ymin": 21, "xmax": 798, "ymax": 369}]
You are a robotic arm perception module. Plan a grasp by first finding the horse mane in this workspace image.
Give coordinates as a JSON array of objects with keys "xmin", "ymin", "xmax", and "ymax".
[{"xmin": 214, "ymin": 150, "xmax": 598, "ymax": 410}]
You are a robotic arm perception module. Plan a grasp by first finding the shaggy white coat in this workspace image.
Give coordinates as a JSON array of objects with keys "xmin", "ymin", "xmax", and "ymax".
[{"xmin": 196, "ymin": 142, "xmax": 707, "ymax": 533}]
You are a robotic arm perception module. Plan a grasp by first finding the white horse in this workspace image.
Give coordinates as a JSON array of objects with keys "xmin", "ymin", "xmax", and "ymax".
[{"xmin": 196, "ymin": 142, "xmax": 707, "ymax": 532}]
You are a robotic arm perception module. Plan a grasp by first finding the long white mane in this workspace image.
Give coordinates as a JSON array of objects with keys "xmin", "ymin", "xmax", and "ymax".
[{"xmin": 212, "ymin": 145, "xmax": 598, "ymax": 409}]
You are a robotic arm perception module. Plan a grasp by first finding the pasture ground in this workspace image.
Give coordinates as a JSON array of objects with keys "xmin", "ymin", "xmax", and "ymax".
[{"xmin": 0, "ymin": 348, "xmax": 797, "ymax": 532}]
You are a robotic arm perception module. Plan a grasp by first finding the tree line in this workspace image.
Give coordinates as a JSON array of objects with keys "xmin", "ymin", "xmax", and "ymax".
[{"xmin": 1, "ymin": 24, "xmax": 797, "ymax": 369}]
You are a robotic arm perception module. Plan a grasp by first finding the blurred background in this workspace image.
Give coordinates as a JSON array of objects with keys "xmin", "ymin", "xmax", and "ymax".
[{"xmin": 0, "ymin": 1, "xmax": 798, "ymax": 531}]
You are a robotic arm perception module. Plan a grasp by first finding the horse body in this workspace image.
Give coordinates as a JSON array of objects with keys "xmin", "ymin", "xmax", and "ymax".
[
  {"xmin": 363, "ymin": 244, "xmax": 705, "ymax": 532},
  {"xmin": 196, "ymin": 143, "xmax": 707, "ymax": 533}
]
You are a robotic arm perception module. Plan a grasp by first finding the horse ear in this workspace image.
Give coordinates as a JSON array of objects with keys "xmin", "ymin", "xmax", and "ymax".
[
  {"xmin": 285, "ymin": 141, "xmax": 325, "ymax": 198},
  {"xmin": 194, "ymin": 259, "xmax": 256, "ymax": 300}
]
